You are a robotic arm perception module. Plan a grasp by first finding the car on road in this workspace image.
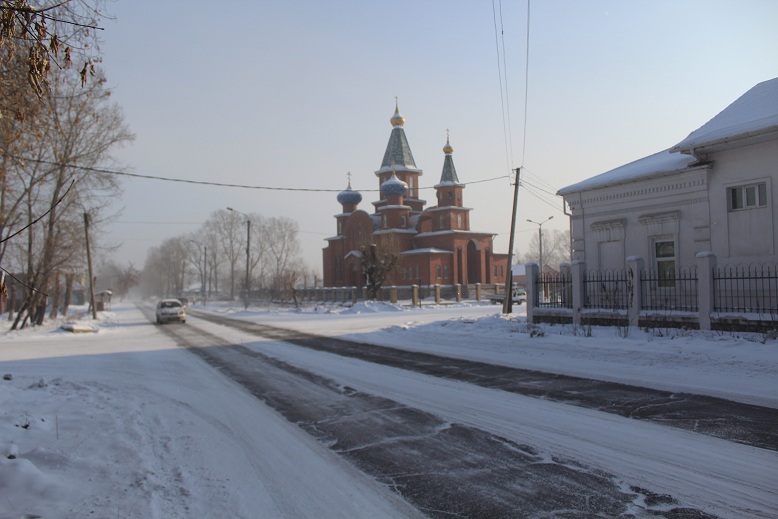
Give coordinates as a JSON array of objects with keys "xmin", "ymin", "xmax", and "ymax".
[
  {"xmin": 487, "ymin": 286, "xmax": 527, "ymax": 305},
  {"xmin": 156, "ymin": 298, "xmax": 186, "ymax": 324}
]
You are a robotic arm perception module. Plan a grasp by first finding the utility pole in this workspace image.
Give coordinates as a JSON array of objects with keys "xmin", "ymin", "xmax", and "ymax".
[
  {"xmin": 245, "ymin": 219, "xmax": 250, "ymax": 309},
  {"xmin": 83, "ymin": 213, "xmax": 97, "ymax": 320},
  {"xmin": 503, "ymin": 168, "xmax": 521, "ymax": 314},
  {"xmin": 227, "ymin": 207, "xmax": 251, "ymax": 309}
]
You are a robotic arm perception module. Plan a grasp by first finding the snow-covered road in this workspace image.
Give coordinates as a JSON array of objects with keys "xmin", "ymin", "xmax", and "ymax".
[
  {"xmin": 2, "ymin": 301, "xmax": 777, "ymax": 518},
  {"xmin": 0, "ymin": 305, "xmax": 424, "ymax": 518}
]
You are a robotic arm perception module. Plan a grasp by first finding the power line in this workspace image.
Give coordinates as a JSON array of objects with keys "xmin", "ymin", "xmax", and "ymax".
[
  {"xmin": 10, "ymin": 156, "xmax": 510, "ymax": 193},
  {"xmin": 520, "ymin": 0, "xmax": 531, "ymax": 167}
]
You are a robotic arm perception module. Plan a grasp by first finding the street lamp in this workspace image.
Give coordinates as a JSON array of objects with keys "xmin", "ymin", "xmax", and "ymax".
[
  {"xmin": 227, "ymin": 207, "xmax": 251, "ymax": 309},
  {"xmin": 526, "ymin": 216, "xmax": 554, "ymax": 271}
]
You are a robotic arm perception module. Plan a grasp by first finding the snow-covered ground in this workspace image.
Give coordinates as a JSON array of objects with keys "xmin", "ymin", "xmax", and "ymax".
[{"xmin": 1, "ymin": 300, "xmax": 776, "ymax": 518}]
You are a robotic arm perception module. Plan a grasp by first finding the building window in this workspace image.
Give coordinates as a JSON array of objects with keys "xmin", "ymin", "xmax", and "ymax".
[
  {"xmin": 337, "ymin": 221, "xmax": 342, "ymax": 235},
  {"xmin": 494, "ymin": 266, "xmax": 498, "ymax": 277},
  {"xmin": 401, "ymin": 215, "xmax": 407, "ymax": 227},
  {"xmin": 409, "ymin": 176, "xmax": 414, "ymax": 196},
  {"xmin": 654, "ymin": 239, "xmax": 676, "ymax": 288},
  {"xmin": 456, "ymin": 214, "xmax": 462, "ymax": 228},
  {"xmin": 448, "ymin": 191, "xmax": 453, "ymax": 201},
  {"xmin": 436, "ymin": 265, "xmax": 442, "ymax": 278},
  {"xmin": 382, "ymin": 214, "xmax": 387, "ymax": 228},
  {"xmin": 439, "ymin": 215, "xmax": 445, "ymax": 229},
  {"xmin": 499, "ymin": 266, "xmax": 504, "ymax": 278},
  {"xmin": 729, "ymin": 182, "xmax": 767, "ymax": 211},
  {"xmin": 443, "ymin": 265, "xmax": 448, "ymax": 279}
]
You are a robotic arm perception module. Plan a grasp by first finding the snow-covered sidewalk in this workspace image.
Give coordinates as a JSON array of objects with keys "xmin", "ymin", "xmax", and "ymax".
[
  {"xmin": 0, "ymin": 304, "xmax": 423, "ymax": 519},
  {"xmin": 206, "ymin": 300, "xmax": 778, "ymax": 408}
]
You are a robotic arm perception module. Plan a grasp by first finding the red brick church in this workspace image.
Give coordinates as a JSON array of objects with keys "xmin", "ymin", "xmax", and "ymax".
[{"xmin": 322, "ymin": 103, "xmax": 509, "ymax": 288}]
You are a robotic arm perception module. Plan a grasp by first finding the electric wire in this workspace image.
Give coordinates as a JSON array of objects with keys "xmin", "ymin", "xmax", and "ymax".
[
  {"xmin": 8, "ymin": 156, "xmax": 510, "ymax": 193},
  {"xmin": 491, "ymin": 0, "xmax": 512, "ymax": 171},
  {"xmin": 520, "ymin": 0, "xmax": 531, "ymax": 167},
  {"xmin": 498, "ymin": 0, "xmax": 515, "ymax": 168}
]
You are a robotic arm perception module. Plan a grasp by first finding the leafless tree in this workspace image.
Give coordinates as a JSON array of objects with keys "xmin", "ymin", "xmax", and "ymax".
[
  {"xmin": 4, "ymin": 63, "xmax": 131, "ymax": 328},
  {"xmin": 360, "ymin": 233, "xmax": 400, "ymax": 300},
  {"xmin": 203, "ymin": 209, "xmax": 246, "ymax": 300},
  {"xmin": 518, "ymin": 229, "xmax": 571, "ymax": 270}
]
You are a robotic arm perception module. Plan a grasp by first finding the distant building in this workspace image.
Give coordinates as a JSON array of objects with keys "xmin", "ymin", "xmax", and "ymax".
[
  {"xmin": 322, "ymin": 103, "xmax": 508, "ymax": 288},
  {"xmin": 558, "ymin": 77, "xmax": 778, "ymax": 272}
]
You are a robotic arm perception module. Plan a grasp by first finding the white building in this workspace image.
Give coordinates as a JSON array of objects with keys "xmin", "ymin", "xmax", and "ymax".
[{"xmin": 558, "ymin": 77, "xmax": 778, "ymax": 275}]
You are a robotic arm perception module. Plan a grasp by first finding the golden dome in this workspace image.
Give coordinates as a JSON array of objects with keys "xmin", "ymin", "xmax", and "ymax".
[
  {"xmin": 390, "ymin": 99, "xmax": 405, "ymax": 127},
  {"xmin": 443, "ymin": 133, "xmax": 454, "ymax": 155}
]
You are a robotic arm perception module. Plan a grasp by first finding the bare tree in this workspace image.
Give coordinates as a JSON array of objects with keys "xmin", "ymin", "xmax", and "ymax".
[
  {"xmin": 5, "ymin": 63, "xmax": 131, "ymax": 328},
  {"xmin": 265, "ymin": 216, "xmax": 301, "ymax": 298},
  {"xmin": 518, "ymin": 229, "xmax": 571, "ymax": 270},
  {"xmin": 360, "ymin": 233, "xmax": 400, "ymax": 300},
  {"xmin": 203, "ymin": 209, "xmax": 246, "ymax": 300}
]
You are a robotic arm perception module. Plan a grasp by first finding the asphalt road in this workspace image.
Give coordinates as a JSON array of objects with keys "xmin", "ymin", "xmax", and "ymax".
[{"xmin": 145, "ymin": 307, "xmax": 778, "ymax": 518}]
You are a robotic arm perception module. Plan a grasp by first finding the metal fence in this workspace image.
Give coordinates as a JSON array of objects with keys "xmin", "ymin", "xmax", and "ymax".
[
  {"xmin": 584, "ymin": 270, "xmax": 632, "ymax": 310},
  {"xmin": 640, "ymin": 267, "xmax": 699, "ymax": 312},
  {"xmin": 535, "ymin": 271, "xmax": 572, "ymax": 308},
  {"xmin": 713, "ymin": 263, "xmax": 778, "ymax": 314}
]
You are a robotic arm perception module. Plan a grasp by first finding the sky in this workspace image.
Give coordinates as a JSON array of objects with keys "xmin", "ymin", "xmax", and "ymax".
[{"xmin": 97, "ymin": 0, "xmax": 778, "ymax": 274}]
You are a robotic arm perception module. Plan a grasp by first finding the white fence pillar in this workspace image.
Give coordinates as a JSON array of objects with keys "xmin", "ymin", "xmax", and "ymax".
[
  {"xmin": 697, "ymin": 251, "xmax": 716, "ymax": 331},
  {"xmin": 525, "ymin": 263, "xmax": 539, "ymax": 324},
  {"xmin": 570, "ymin": 261, "xmax": 585, "ymax": 327}
]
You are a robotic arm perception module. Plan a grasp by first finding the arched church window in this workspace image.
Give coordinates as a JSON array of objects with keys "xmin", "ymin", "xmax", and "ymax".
[
  {"xmin": 437, "ymin": 265, "xmax": 442, "ymax": 278},
  {"xmin": 457, "ymin": 214, "xmax": 462, "ymax": 228}
]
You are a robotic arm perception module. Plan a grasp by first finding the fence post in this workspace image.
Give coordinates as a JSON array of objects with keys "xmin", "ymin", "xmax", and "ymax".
[
  {"xmin": 434, "ymin": 284, "xmax": 441, "ymax": 304},
  {"xmin": 389, "ymin": 286, "xmax": 398, "ymax": 304},
  {"xmin": 455, "ymin": 284, "xmax": 462, "ymax": 302},
  {"xmin": 570, "ymin": 261, "xmax": 585, "ymax": 327},
  {"xmin": 475, "ymin": 283, "xmax": 481, "ymax": 302},
  {"xmin": 696, "ymin": 251, "xmax": 716, "ymax": 331},
  {"xmin": 525, "ymin": 263, "xmax": 539, "ymax": 324},
  {"xmin": 627, "ymin": 256, "xmax": 644, "ymax": 329},
  {"xmin": 411, "ymin": 285, "xmax": 419, "ymax": 306}
]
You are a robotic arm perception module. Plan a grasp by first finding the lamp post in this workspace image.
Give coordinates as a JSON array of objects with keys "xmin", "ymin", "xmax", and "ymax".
[
  {"xmin": 527, "ymin": 216, "xmax": 554, "ymax": 272},
  {"xmin": 227, "ymin": 207, "xmax": 251, "ymax": 309}
]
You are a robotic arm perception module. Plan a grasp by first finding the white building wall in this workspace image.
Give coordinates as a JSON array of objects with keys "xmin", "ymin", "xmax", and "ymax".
[{"xmin": 706, "ymin": 140, "xmax": 778, "ymax": 264}]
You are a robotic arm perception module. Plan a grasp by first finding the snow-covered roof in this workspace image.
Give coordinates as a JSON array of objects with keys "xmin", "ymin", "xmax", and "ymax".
[
  {"xmin": 400, "ymin": 247, "xmax": 453, "ymax": 255},
  {"xmin": 671, "ymin": 77, "xmax": 778, "ymax": 154},
  {"xmin": 559, "ymin": 77, "xmax": 778, "ymax": 196},
  {"xmin": 557, "ymin": 149, "xmax": 696, "ymax": 195}
]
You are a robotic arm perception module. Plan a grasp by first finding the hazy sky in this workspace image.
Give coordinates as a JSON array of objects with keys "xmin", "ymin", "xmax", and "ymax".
[{"xmin": 99, "ymin": 0, "xmax": 778, "ymax": 273}]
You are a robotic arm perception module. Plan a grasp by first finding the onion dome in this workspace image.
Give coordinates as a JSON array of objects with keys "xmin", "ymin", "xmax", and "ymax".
[
  {"xmin": 443, "ymin": 135, "xmax": 454, "ymax": 155},
  {"xmin": 390, "ymin": 99, "xmax": 405, "ymax": 127},
  {"xmin": 381, "ymin": 172, "xmax": 408, "ymax": 197},
  {"xmin": 337, "ymin": 180, "xmax": 362, "ymax": 206}
]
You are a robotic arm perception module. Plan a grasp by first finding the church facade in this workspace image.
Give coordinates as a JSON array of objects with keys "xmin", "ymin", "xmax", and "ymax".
[{"xmin": 322, "ymin": 104, "xmax": 509, "ymax": 289}]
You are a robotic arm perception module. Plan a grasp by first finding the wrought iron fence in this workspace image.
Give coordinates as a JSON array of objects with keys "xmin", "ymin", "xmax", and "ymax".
[
  {"xmin": 584, "ymin": 269, "xmax": 631, "ymax": 310},
  {"xmin": 713, "ymin": 263, "xmax": 778, "ymax": 314},
  {"xmin": 535, "ymin": 271, "xmax": 573, "ymax": 308},
  {"xmin": 640, "ymin": 267, "xmax": 698, "ymax": 312}
]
